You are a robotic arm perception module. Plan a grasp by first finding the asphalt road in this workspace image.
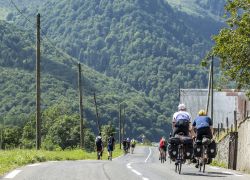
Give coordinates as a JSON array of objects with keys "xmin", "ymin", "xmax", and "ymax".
[{"xmin": 2, "ymin": 147, "xmax": 250, "ymax": 180}]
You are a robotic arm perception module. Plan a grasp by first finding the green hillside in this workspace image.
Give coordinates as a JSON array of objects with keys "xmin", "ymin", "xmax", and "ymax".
[
  {"xmin": 11, "ymin": 0, "xmax": 223, "ymax": 116},
  {"xmin": 0, "ymin": 20, "xmax": 169, "ymax": 142}
]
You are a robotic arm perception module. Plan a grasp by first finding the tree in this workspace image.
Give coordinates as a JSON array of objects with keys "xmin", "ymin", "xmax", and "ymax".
[{"xmin": 211, "ymin": 0, "xmax": 250, "ymax": 91}]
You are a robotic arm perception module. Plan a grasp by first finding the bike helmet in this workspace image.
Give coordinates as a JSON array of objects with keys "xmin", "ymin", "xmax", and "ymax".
[
  {"xmin": 178, "ymin": 103, "xmax": 186, "ymax": 110},
  {"xmin": 198, "ymin": 109, "xmax": 206, "ymax": 116}
]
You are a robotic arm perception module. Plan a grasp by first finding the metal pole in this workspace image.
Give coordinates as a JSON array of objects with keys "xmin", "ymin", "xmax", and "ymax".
[
  {"xmin": 78, "ymin": 63, "xmax": 84, "ymax": 149},
  {"xmin": 36, "ymin": 13, "xmax": 41, "ymax": 150},
  {"xmin": 93, "ymin": 92, "xmax": 100, "ymax": 133},
  {"xmin": 179, "ymin": 84, "xmax": 181, "ymax": 103}
]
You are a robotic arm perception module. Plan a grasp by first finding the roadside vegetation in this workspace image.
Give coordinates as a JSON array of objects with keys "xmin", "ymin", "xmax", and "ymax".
[{"xmin": 0, "ymin": 145, "xmax": 123, "ymax": 176}]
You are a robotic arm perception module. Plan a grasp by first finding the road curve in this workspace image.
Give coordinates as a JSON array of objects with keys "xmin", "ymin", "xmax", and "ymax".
[{"xmin": 2, "ymin": 146, "xmax": 250, "ymax": 180}]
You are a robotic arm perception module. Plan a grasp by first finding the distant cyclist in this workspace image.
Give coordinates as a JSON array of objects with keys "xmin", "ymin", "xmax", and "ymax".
[
  {"xmin": 107, "ymin": 133, "xmax": 115, "ymax": 160},
  {"xmin": 159, "ymin": 137, "xmax": 167, "ymax": 160},
  {"xmin": 122, "ymin": 138, "xmax": 128, "ymax": 153},
  {"xmin": 172, "ymin": 103, "xmax": 192, "ymax": 137},
  {"xmin": 130, "ymin": 138, "xmax": 136, "ymax": 154},
  {"xmin": 95, "ymin": 133, "xmax": 103, "ymax": 160}
]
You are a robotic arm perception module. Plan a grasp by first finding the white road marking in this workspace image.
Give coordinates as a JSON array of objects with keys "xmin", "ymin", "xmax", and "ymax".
[
  {"xmin": 4, "ymin": 170, "xmax": 22, "ymax": 179},
  {"xmin": 27, "ymin": 163, "xmax": 41, "ymax": 167},
  {"xmin": 132, "ymin": 169, "xmax": 142, "ymax": 176},
  {"xmin": 126, "ymin": 163, "xmax": 132, "ymax": 169},
  {"xmin": 142, "ymin": 177, "xmax": 149, "ymax": 180},
  {"xmin": 234, "ymin": 174, "xmax": 243, "ymax": 177},
  {"xmin": 144, "ymin": 147, "xmax": 152, "ymax": 163},
  {"xmin": 209, "ymin": 166, "xmax": 220, "ymax": 170}
]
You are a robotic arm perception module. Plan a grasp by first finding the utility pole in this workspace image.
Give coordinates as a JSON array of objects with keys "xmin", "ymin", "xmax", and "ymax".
[
  {"xmin": 119, "ymin": 104, "xmax": 122, "ymax": 149},
  {"xmin": 36, "ymin": 13, "xmax": 41, "ymax": 150},
  {"xmin": 211, "ymin": 56, "xmax": 214, "ymax": 122},
  {"xmin": 0, "ymin": 117, "xmax": 3, "ymax": 150},
  {"xmin": 206, "ymin": 58, "xmax": 212, "ymax": 115},
  {"xmin": 93, "ymin": 92, "xmax": 100, "ymax": 133},
  {"xmin": 179, "ymin": 84, "xmax": 181, "ymax": 103},
  {"xmin": 122, "ymin": 106, "xmax": 125, "ymax": 140},
  {"xmin": 78, "ymin": 63, "xmax": 84, "ymax": 149}
]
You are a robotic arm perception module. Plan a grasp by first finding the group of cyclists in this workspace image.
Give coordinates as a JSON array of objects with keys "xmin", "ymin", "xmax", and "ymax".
[
  {"xmin": 95, "ymin": 133, "xmax": 136, "ymax": 160},
  {"xmin": 159, "ymin": 103, "xmax": 214, "ymax": 168}
]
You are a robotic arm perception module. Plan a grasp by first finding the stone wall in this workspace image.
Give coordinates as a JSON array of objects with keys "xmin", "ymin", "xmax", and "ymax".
[
  {"xmin": 215, "ymin": 134, "xmax": 230, "ymax": 166},
  {"xmin": 237, "ymin": 118, "xmax": 250, "ymax": 172}
]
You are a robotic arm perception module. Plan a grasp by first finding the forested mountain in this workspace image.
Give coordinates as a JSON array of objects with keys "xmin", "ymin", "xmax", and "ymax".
[
  {"xmin": 0, "ymin": 20, "xmax": 169, "ymax": 142},
  {"xmin": 166, "ymin": 0, "xmax": 226, "ymax": 20},
  {"xmin": 11, "ymin": 0, "xmax": 223, "ymax": 117},
  {"xmin": 1, "ymin": 0, "xmax": 225, "ymax": 145}
]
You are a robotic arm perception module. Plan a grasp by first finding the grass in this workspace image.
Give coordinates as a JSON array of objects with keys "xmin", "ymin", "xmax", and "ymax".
[
  {"xmin": 210, "ymin": 159, "xmax": 227, "ymax": 169},
  {"xmin": 0, "ymin": 145, "xmax": 123, "ymax": 176}
]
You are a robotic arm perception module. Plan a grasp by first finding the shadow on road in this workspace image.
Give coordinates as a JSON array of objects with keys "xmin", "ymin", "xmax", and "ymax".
[{"xmin": 182, "ymin": 171, "xmax": 232, "ymax": 178}]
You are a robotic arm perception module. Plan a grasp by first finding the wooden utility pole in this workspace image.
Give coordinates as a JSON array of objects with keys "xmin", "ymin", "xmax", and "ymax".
[
  {"xmin": 78, "ymin": 63, "xmax": 84, "ymax": 149},
  {"xmin": 179, "ymin": 84, "xmax": 181, "ymax": 103},
  {"xmin": 119, "ymin": 104, "xmax": 122, "ymax": 149},
  {"xmin": 0, "ymin": 118, "xmax": 3, "ymax": 150},
  {"xmin": 122, "ymin": 106, "xmax": 125, "ymax": 140},
  {"xmin": 211, "ymin": 56, "xmax": 214, "ymax": 122},
  {"xmin": 206, "ymin": 60, "xmax": 212, "ymax": 115},
  {"xmin": 36, "ymin": 13, "xmax": 41, "ymax": 150},
  {"xmin": 93, "ymin": 92, "xmax": 100, "ymax": 133}
]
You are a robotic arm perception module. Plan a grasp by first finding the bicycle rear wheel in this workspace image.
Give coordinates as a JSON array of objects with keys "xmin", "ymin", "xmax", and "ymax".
[{"xmin": 178, "ymin": 162, "xmax": 182, "ymax": 174}]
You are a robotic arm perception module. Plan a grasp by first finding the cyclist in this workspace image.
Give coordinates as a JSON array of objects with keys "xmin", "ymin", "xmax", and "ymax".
[
  {"xmin": 192, "ymin": 109, "xmax": 213, "ymax": 141},
  {"xmin": 95, "ymin": 133, "xmax": 103, "ymax": 160},
  {"xmin": 107, "ymin": 133, "xmax": 115, "ymax": 160},
  {"xmin": 172, "ymin": 103, "xmax": 192, "ymax": 137},
  {"xmin": 159, "ymin": 137, "xmax": 167, "ymax": 160},
  {"xmin": 126, "ymin": 137, "xmax": 131, "ymax": 151},
  {"xmin": 192, "ymin": 109, "xmax": 213, "ymax": 167},
  {"xmin": 122, "ymin": 138, "xmax": 128, "ymax": 153},
  {"xmin": 130, "ymin": 138, "xmax": 136, "ymax": 154}
]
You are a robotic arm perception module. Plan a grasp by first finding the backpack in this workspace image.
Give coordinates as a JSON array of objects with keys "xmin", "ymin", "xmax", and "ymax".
[
  {"xmin": 96, "ymin": 137, "xmax": 102, "ymax": 148},
  {"xmin": 108, "ymin": 137, "xmax": 113, "ymax": 146}
]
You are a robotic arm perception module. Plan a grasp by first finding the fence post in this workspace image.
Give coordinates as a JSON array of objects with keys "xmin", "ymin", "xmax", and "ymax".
[
  {"xmin": 226, "ymin": 117, "xmax": 229, "ymax": 134},
  {"xmin": 234, "ymin": 111, "xmax": 237, "ymax": 132},
  {"xmin": 217, "ymin": 123, "xmax": 220, "ymax": 138},
  {"xmin": 221, "ymin": 123, "xmax": 224, "ymax": 132}
]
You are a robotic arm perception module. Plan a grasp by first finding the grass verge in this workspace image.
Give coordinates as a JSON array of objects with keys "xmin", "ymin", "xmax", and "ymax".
[
  {"xmin": 210, "ymin": 159, "xmax": 227, "ymax": 168},
  {"xmin": 0, "ymin": 145, "xmax": 123, "ymax": 176}
]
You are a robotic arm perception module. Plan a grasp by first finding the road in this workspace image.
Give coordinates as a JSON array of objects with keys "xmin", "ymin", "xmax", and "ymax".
[{"xmin": 2, "ymin": 146, "xmax": 250, "ymax": 180}]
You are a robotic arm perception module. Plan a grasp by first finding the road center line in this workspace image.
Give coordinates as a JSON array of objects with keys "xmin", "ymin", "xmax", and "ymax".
[
  {"xmin": 4, "ymin": 170, "xmax": 22, "ymax": 179},
  {"xmin": 131, "ymin": 169, "xmax": 142, "ymax": 176},
  {"xmin": 144, "ymin": 147, "xmax": 152, "ymax": 163}
]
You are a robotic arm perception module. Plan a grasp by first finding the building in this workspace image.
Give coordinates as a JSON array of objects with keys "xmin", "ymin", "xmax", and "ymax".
[{"xmin": 180, "ymin": 89, "xmax": 250, "ymax": 128}]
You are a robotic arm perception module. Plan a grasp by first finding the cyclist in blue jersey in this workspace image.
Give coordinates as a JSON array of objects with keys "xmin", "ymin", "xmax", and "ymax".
[{"xmin": 192, "ymin": 109, "xmax": 213, "ymax": 141}]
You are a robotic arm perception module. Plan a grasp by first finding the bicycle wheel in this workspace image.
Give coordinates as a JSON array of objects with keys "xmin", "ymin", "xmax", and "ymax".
[{"xmin": 178, "ymin": 162, "xmax": 182, "ymax": 174}]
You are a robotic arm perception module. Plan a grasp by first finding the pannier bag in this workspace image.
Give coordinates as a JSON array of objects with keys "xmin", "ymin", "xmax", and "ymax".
[
  {"xmin": 182, "ymin": 136, "xmax": 193, "ymax": 159},
  {"xmin": 208, "ymin": 140, "xmax": 217, "ymax": 158},
  {"xmin": 168, "ymin": 143, "xmax": 178, "ymax": 160},
  {"xmin": 168, "ymin": 137, "xmax": 180, "ymax": 160},
  {"xmin": 194, "ymin": 140, "xmax": 202, "ymax": 157}
]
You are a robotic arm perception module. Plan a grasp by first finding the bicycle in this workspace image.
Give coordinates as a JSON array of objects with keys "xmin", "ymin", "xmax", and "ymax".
[
  {"xmin": 108, "ymin": 151, "xmax": 112, "ymax": 161},
  {"xmin": 97, "ymin": 150, "xmax": 102, "ymax": 160},
  {"xmin": 198, "ymin": 136, "xmax": 211, "ymax": 173},
  {"xmin": 175, "ymin": 143, "xmax": 184, "ymax": 174},
  {"xmin": 159, "ymin": 148, "xmax": 166, "ymax": 163}
]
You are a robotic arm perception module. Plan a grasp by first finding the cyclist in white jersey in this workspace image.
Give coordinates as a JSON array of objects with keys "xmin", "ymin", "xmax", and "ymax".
[{"xmin": 172, "ymin": 104, "xmax": 192, "ymax": 136}]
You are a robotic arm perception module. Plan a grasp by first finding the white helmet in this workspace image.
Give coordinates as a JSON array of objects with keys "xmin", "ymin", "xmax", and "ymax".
[{"xmin": 178, "ymin": 103, "xmax": 186, "ymax": 110}]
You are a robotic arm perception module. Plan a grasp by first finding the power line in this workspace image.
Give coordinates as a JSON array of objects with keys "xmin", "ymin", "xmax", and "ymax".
[{"xmin": 8, "ymin": 0, "xmax": 79, "ymax": 66}]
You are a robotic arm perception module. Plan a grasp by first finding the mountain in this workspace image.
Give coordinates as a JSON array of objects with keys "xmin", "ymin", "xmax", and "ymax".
[
  {"xmin": 0, "ymin": 20, "xmax": 169, "ymax": 140},
  {"xmin": 166, "ymin": 0, "xmax": 226, "ymax": 21},
  {"xmin": 10, "ymin": 0, "xmax": 224, "ymax": 115}
]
